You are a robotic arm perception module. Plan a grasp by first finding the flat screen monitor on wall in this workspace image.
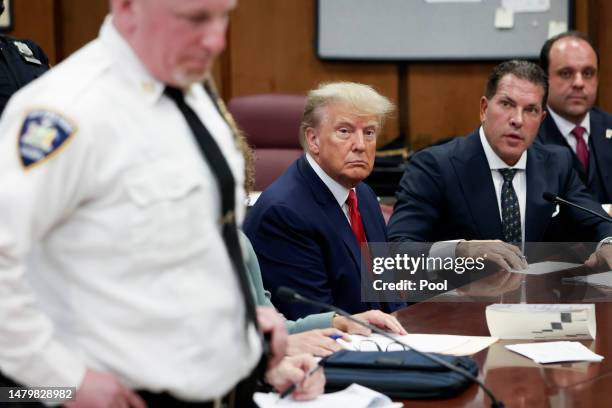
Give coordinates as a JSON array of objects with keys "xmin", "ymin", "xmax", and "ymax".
[{"xmin": 316, "ymin": 0, "xmax": 573, "ymax": 61}]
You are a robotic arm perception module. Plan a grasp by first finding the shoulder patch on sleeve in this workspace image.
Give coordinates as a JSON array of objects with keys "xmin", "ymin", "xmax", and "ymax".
[{"xmin": 18, "ymin": 110, "xmax": 77, "ymax": 169}]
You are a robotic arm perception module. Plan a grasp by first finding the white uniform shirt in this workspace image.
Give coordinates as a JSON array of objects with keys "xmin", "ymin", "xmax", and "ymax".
[{"xmin": 0, "ymin": 17, "xmax": 260, "ymax": 401}]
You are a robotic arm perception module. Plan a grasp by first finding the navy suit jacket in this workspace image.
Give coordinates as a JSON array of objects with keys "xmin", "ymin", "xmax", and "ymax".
[
  {"xmin": 0, "ymin": 36, "xmax": 50, "ymax": 115},
  {"xmin": 244, "ymin": 155, "xmax": 403, "ymax": 320},
  {"xmin": 537, "ymin": 107, "xmax": 612, "ymax": 204},
  {"xmin": 387, "ymin": 130, "xmax": 612, "ymax": 243}
]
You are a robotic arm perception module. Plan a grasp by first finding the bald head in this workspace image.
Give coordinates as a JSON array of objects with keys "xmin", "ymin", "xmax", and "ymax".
[
  {"xmin": 540, "ymin": 32, "xmax": 598, "ymax": 124},
  {"xmin": 111, "ymin": 0, "xmax": 236, "ymax": 87}
]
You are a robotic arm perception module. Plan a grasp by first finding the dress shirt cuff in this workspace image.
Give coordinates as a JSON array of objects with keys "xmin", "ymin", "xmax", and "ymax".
[
  {"xmin": 602, "ymin": 204, "xmax": 611, "ymax": 216},
  {"xmin": 596, "ymin": 237, "xmax": 612, "ymax": 250},
  {"xmin": 428, "ymin": 240, "xmax": 461, "ymax": 260}
]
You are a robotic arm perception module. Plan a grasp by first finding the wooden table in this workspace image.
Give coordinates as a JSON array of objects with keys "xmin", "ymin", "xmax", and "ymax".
[{"xmin": 392, "ymin": 301, "xmax": 612, "ymax": 407}]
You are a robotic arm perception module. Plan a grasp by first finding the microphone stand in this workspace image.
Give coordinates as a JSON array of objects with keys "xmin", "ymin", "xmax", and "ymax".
[
  {"xmin": 543, "ymin": 192, "xmax": 612, "ymax": 223},
  {"xmin": 277, "ymin": 287, "xmax": 505, "ymax": 408}
]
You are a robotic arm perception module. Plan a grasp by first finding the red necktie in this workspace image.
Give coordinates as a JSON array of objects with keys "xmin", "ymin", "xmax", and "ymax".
[
  {"xmin": 347, "ymin": 190, "xmax": 373, "ymax": 280},
  {"xmin": 571, "ymin": 126, "xmax": 589, "ymax": 172},
  {"xmin": 346, "ymin": 190, "xmax": 367, "ymax": 245}
]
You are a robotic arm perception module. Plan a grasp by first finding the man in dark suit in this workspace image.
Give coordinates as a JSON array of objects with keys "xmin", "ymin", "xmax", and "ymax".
[
  {"xmin": 0, "ymin": 0, "xmax": 50, "ymax": 115},
  {"xmin": 387, "ymin": 60, "xmax": 612, "ymax": 270},
  {"xmin": 537, "ymin": 31, "xmax": 612, "ymax": 208},
  {"xmin": 244, "ymin": 82, "xmax": 404, "ymax": 319}
]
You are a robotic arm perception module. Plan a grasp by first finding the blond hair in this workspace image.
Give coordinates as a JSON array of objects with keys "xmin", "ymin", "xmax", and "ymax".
[{"xmin": 299, "ymin": 82, "xmax": 394, "ymax": 148}]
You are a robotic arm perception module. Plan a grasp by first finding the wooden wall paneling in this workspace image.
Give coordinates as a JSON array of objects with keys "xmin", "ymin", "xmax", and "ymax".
[
  {"xmin": 227, "ymin": 0, "xmax": 399, "ymax": 146},
  {"xmin": 211, "ymin": 23, "xmax": 231, "ymax": 100},
  {"xmin": 211, "ymin": 53, "xmax": 226, "ymax": 98},
  {"xmin": 405, "ymin": 0, "xmax": 593, "ymax": 151},
  {"xmin": 4, "ymin": 0, "xmax": 603, "ymax": 150},
  {"xmin": 8, "ymin": 0, "xmax": 56, "ymax": 64},
  {"xmin": 407, "ymin": 63, "xmax": 495, "ymax": 150},
  {"xmin": 56, "ymin": 0, "xmax": 108, "ymax": 61},
  {"xmin": 574, "ymin": 0, "xmax": 590, "ymax": 34}
]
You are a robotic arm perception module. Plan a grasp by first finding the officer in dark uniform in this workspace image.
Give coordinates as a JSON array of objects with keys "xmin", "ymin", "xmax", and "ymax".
[
  {"xmin": 0, "ymin": 0, "xmax": 49, "ymax": 115},
  {"xmin": 0, "ymin": 3, "xmax": 49, "ymax": 397}
]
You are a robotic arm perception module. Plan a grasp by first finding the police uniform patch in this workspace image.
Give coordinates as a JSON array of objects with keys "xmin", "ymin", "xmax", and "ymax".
[
  {"xmin": 18, "ymin": 110, "xmax": 75, "ymax": 169},
  {"xmin": 13, "ymin": 41, "xmax": 42, "ymax": 65}
]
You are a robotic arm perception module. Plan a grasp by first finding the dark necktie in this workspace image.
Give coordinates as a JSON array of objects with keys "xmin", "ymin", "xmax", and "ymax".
[
  {"xmin": 571, "ymin": 126, "xmax": 589, "ymax": 172},
  {"xmin": 346, "ymin": 190, "xmax": 367, "ymax": 245},
  {"xmin": 164, "ymin": 86, "xmax": 257, "ymax": 330},
  {"xmin": 498, "ymin": 168, "xmax": 522, "ymax": 244}
]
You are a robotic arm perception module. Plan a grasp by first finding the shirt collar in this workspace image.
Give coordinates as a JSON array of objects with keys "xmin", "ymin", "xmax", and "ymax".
[
  {"xmin": 547, "ymin": 106, "xmax": 591, "ymax": 137},
  {"xmin": 479, "ymin": 126, "xmax": 527, "ymax": 170},
  {"xmin": 305, "ymin": 153, "xmax": 351, "ymax": 207},
  {"xmin": 99, "ymin": 16, "xmax": 200, "ymax": 105}
]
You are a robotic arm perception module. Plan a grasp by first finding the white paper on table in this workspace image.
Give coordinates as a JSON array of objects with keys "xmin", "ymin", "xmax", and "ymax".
[
  {"xmin": 486, "ymin": 303, "xmax": 596, "ymax": 340},
  {"xmin": 567, "ymin": 271, "xmax": 612, "ymax": 289},
  {"xmin": 484, "ymin": 341, "xmax": 594, "ymax": 373},
  {"xmin": 511, "ymin": 261, "xmax": 581, "ymax": 275},
  {"xmin": 253, "ymin": 384, "xmax": 402, "ymax": 408},
  {"xmin": 337, "ymin": 333, "xmax": 497, "ymax": 356},
  {"xmin": 505, "ymin": 341, "xmax": 603, "ymax": 364},
  {"xmin": 502, "ymin": 0, "xmax": 550, "ymax": 13}
]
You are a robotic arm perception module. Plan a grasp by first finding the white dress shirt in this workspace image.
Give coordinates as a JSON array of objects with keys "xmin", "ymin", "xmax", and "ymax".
[
  {"xmin": 479, "ymin": 127, "xmax": 527, "ymax": 244},
  {"xmin": 305, "ymin": 153, "xmax": 353, "ymax": 223},
  {"xmin": 547, "ymin": 107, "xmax": 591, "ymax": 154},
  {"xmin": 0, "ymin": 16, "xmax": 260, "ymax": 400}
]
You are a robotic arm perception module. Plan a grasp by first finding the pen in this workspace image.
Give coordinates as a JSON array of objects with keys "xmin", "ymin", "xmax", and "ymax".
[
  {"xmin": 328, "ymin": 334, "xmax": 343, "ymax": 340},
  {"xmin": 277, "ymin": 363, "xmax": 323, "ymax": 400}
]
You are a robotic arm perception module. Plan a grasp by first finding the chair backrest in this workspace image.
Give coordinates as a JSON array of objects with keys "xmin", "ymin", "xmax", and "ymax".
[{"xmin": 228, "ymin": 94, "xmax": 306, "ymax": 191}]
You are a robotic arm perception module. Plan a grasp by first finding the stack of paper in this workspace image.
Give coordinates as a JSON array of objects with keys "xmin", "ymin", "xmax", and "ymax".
[
  {"xmin": 253, "ymin": 383, "xmax": 402, "ymax": 408},
  {"xmin": 337, "ymin": 333, "xmax": 497, "ymax": 356},
  {"xmin": 486, "ymin": 303, "xmax": 596, "ymax": 339},
  {"xmin": 506, "ymin": 341, "xmax": 604, "ymax": 364}
]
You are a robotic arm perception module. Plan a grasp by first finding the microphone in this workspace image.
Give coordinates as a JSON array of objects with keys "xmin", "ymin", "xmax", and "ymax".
[
  {"xmin": 276, "ymin": 287, "xmax": 505, "ymax": 408},
  {"xmin": 543, "ymin": 192, "xmax": 612, "ymax": 223}
]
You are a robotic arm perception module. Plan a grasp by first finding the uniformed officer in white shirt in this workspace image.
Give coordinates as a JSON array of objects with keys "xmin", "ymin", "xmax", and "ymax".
[{"xmin": 0, "ymin": 0, "xmax": 323, "ymax": 407}]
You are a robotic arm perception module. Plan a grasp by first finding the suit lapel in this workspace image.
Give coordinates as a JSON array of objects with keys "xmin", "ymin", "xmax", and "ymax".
[
  {"xmin": 450, "ymin": 131, "xmax": 503, "ymax": 240},
  {"xmin": 525, "ymin": 146, "xmax": 553, "ymax": 242},
  {"xmin": 356, "ymin": 185, "xmax": 385, "ymax": 242},
  {"xmin": 589, "ymin": 110, "xmax": 612, "ymax": 201},
  {"xmin": 298, "ymin": 156, "xmax": 361, "ymax": 269},
  {"xmin": 541, "ymin": 112, "xmax": 588, "ymax": 180}
]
